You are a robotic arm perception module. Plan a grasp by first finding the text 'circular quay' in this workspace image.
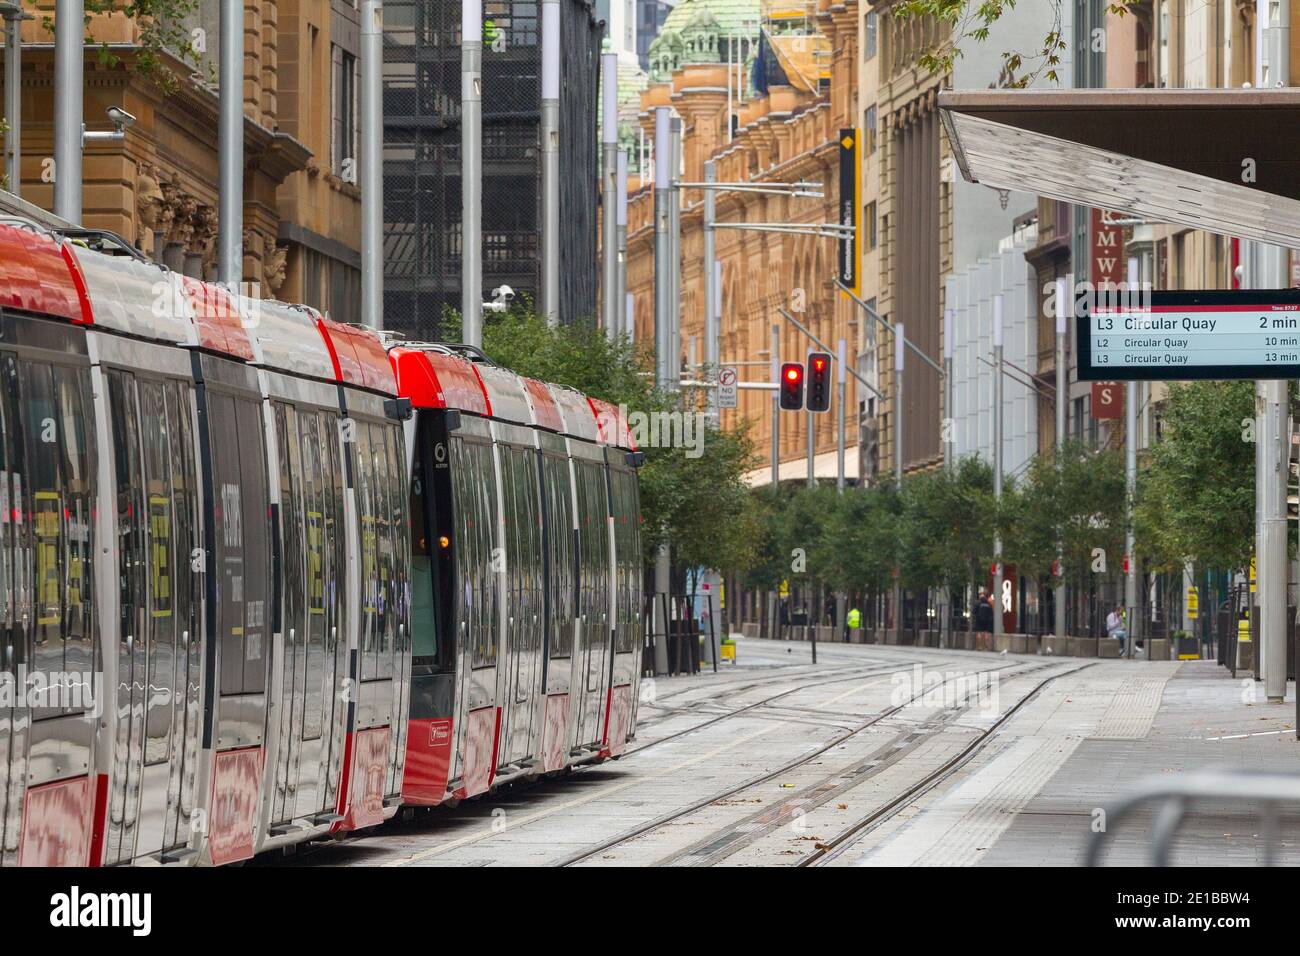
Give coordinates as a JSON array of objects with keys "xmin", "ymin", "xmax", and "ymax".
[{"xmin": 0, "ymin": 0, "xmax": 1296, "ymax": 941}]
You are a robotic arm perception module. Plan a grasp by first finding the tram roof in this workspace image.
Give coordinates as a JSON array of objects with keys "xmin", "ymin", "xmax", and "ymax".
[{"xmin": 939, "ymin": 88, "xmax": 1300, "ymax": 247}]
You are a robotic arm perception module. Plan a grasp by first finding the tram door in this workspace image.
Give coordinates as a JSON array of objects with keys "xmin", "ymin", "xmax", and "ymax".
[
  {"xmin": 573, "ymin": 456, "xmax": 611, "ymax": 749},
  {"xmin": 269, "ymin": 403, "xmax": 348, "ymax": 824},
  {"xmin": 498, "ymin": 440, "xmax": 542, "ymax": 766},
  {"xmin": 103, "ymin": 371, "xmax": 203, "ymax": 863}
]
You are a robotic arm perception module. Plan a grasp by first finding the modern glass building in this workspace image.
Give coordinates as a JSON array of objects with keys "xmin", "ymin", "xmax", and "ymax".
[{"xmin": 383, "ymin": 0, "xmax": 602, "ymax": 340}]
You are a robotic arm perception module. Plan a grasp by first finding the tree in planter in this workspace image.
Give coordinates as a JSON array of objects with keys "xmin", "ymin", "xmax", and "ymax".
[
  {"xmin": 1133, "ymin": 380, "xmax": 1256, "ymax": 576},
  {"xmin": 824, "ymin": 482, "xmax": 901, "ymax": 631},
  {"xmin": 896, "ymin": 457, "xmax": 997, "ymax": 632},
  {"xmin": 1003, "ymin": 441, "xmax": 1125, "ymax": 634}
]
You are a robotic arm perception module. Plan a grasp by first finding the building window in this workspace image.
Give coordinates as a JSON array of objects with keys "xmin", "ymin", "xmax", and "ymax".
[
  {"xmin": 331, "ymin": 45, "xmax": 358, "ymax": 182},
  {"xmin": 865, "ymin": 11, "xmax": 877, "ymax": 60},
  {"xmin": 864, "ymin": 105, "xmax": 877, "ymax": 153},
  {"xmin": 866, "ymin": 201, "xmax": 877, "ymax": 250}
]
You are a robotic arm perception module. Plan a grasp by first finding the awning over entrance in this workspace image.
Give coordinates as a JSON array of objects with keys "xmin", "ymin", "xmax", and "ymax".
[{"xmin": 938, "ymin": 89, "xmax": 1300, "ymax": 248}]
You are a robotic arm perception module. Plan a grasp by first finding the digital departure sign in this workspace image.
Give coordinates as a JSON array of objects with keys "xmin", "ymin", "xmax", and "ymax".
[{"xmin": 1077, "ymin": 289, "xmax": 1300, "ymax": 381}]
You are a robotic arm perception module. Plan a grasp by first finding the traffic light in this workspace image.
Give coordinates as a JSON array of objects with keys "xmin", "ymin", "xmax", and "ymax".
[
  {"xmin": 806, "ymin": 351, "xmax": 832, "ymax": 412},
  {"xmin": 780, "ymin": 362, "xmax": 804, "ymax": 410}
]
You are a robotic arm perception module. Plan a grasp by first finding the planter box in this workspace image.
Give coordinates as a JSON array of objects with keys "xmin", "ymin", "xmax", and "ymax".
[
  {"xmin": 1067, "ymin": 636, "xmax": 1099, "ymax": 658},
  {"xmin": 1009, "ymin": 633, "xmax": 1029, "ymax": 655},
  {"xmin": 1041, "ymin": 635, "xmax": 1068, "ymax": 656},
  {"xmin": 816, "ymin": 625, "xmax": 836, "ymax": 644},
  {"xmin": 974, "ymin": 632, "xmax": 993, "ymax": 652},
  {"xmin": 1022, "ymin": 634, "xmax": 1041, "ymax": 656},
  {"xmin": 993, "ymin": 633, "xmax": 1012, "ymax": 653},
  {"xmin": 923, "ymin": 630, "xmax": 941, "ymax": 648},
  {"xmin": 1097, "ymin": 639, "xmax": 1122, "ymax": 659},
  {"xmin": 883, "ymin": 629, "xmax": 898, "ymax": 645},
  {"xmin": 1147, "ymin": 638, "xmax": 1171, "ymax": 661},
  {"xmin": 742, "ymin": 623, "xmax": 759, "ymax": 639}
]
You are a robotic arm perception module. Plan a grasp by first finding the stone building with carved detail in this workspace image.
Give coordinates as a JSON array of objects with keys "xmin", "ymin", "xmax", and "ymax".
[
  {"xmin": 1, "ymin": 0, "xmax": 365, "ymax": 319},
  {"xmin": 625, "ymin": 0, "xmax": 865, "ymax": 485}
]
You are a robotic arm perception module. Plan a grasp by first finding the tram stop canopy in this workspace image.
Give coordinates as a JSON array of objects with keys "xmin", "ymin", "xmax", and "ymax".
[{"xmin": 938, "ymin": 88, "xmax": 1300, "ymax": 247}]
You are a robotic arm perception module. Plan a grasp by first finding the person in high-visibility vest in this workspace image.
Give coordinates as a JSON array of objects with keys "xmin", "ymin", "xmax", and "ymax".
[{"xmin": 846, "ymin": 606, "xmax": 862, "ymax": 641}]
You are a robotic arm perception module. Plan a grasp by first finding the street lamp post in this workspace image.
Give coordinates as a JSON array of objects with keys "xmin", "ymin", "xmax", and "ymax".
[
  {"xmin": 617, "ymin": 150, "xmax": 628, "ymax": 337},
  {"xmin": 703, "ymin": 161, "xmax": 718, "ymax": 421},
  {"xmin": 894, "ymin": 322, "xmax": 904, "ymax": 486}
]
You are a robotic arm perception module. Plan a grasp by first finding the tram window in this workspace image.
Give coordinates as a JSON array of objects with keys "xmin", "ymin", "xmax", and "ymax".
[
  {"xmin": 384, "ymin": 424, "xmax": 409, "ymax": 665},
  {"xmin": 323, "ymin": 412, "xmax": 347, "ymax": 687},
  {"xmin": 235, "ymin": 399, "xmax": 269, "ymax": 695},
  {"xmin": 139, "ymin": 379, "xmax": 176, "ymax": 761},
  {"xmin": 209, "ymin": 393, "xmax": 245, "ymax": 695},
  {"xmin": 544, "ymin": 455, "xmax": 573, "ymax": 659},
  {"xmin": 19, "ymin": 361, "xmax": 62, "ymax": 697},
  {"xmin": 274, "ymin": 403, "xmax": 305, "ymax": 686},
  {"xmin": 454, "ymin": 437, "xmax": 497, "ymax": 670},
  {"xmin": 165, "ymin": 382, "xmax": 199, "ymax": 750},
  {"xmin": 56, "ymin": 367, "xmax": 94, "ymax": 684},
  {"xmin": 353, "ymin": 422, "xmax": 377, "ymax": 681},
  {"xmin": 298, "ymin": 409, "xmax": 326, "ymax": 740},
  {"xmin": 409, "ymin": 430, "xmax": 436, "ymax": 665},
  {"xmin": 372, "ymin": 422, "xmax": 396, "ymax": 680}
]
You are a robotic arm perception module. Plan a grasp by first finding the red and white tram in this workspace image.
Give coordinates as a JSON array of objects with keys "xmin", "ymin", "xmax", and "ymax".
[
  {"xmin": 393, "ymin": 346, "xmax": 644, "ymax": 805},
  {"xmin": 0, "ymin": 216, "xmax": 643, "ymax": 866}
]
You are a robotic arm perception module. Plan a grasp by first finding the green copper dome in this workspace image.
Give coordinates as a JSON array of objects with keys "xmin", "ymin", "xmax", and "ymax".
[{"xmin": 663, "ymin": 0, "xmax": 760, "ymax": 37}]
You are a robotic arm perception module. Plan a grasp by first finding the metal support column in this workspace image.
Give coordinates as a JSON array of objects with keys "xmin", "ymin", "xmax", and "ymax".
[
  {"xmin": 993, "ymin": 295, "xmax": 1004, "ymax": 639},
  {"xmin": 217, "ymin": 0, "xmax": 242, "ymax": 284},
  {"xmin": 1054, "ymin": 277, "xmax": 1068, "ymax": 638},
  {"xmin": 894, "ymin": 322, "xmax": 904, "ymax": 485},
  {"xmin": 653, "ymin": 107, "xmax": 671, "ymax": 390},
  {"xmin": 836, "ymin": 337, "xmax": 846, "ymax": 491},
  {"xmin": 53, "ymin": 0, "xmax": 83, "ymax": 222},
  {"xmin": 601, "ymin": 51, "xmax": 618, "ymax": 338},
  {"xmin": 943, "ymin": 307, "xmax": 954, "ymax": 473},
  {"xmin": 1125, "ymin": 259, "xmax": 1139, "ymax": 657},
  {"xmin": 360, "ymin": 0, "xmax": 383, "ymax": 330},
  {"xmin": 3, "ymin": 5, "xmax": 21, "ymax": 196},
  {"xmin": 668, "ymin": 118, "xmax": 682, "ymax": 382},
  {"xmin": 540, "ymin": 0, "xmax": 561, "ymax": 326},
  {"xmin": 616, "ymin": 150, "xmax": 628, "ymax": 337},
  {"xmin": 771, "ymin": 323, "xmax": 780, "ymax": 487},
  {"xmin": 462, "ymin": 0, "xmax": 483, "ymax": 346},
  {"xmin": 703, "ymin": 160, "xmax": 718, "ymax": 420}
]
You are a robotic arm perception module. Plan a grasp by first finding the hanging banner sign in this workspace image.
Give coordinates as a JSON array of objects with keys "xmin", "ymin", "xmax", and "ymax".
[
  {"xmin": 838, "ymin": 128, "xmax": 861, "ymax": 296},
  {"xmin": 1078, "ymin": 289, "xmax": 1300, "ymax": 381}
]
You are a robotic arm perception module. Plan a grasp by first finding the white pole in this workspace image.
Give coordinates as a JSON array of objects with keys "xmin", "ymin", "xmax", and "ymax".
[
  {"xmin": 1125, "ymin": 258, "xmax": 1140, "ymax": 657},
  {"xmin": 540, "ymin": 0, "xmax": 561, "ymax": 325},
  {"xmin": 653, "ymin": 107, "xmax": 672, "ymax": 390},
  {"xmin": 360, "ymin": 0, "xmax": 383, "ymax": 329},
  {"xmin": 53, "ymin": 0, "xmax": 83, "ymax": 222},
  {"xmin": 943, "ymin": 307, "xmax": 954, "ymax": 473},
  {"xmin": 616, "ymin": 149, "xmax": 628, "ymax": 337},
  {"xmin": 1054, "ymin": 276, "xmax": 1068, "ymax": 638},
  {"xmin": 993, "ymin": 294, "xmax": 1004, "ymax": 640},
  {"xmin": 462, "ymin": 0, "xmax": 483, "ymax": 346},
  {"xmin": 602, "ymin": 51, "xmax": 619, "ymax": 339},
  {"xmin": 704, "ymin": 160, "xmax": 718, "ymax": 421},
  {"xmin": 4, "ymin": 7, "xmax": 21, "ymax": 197},
  {"xmin": 894, "ymin": 322, "xmax": 904, "ymax": 485}
]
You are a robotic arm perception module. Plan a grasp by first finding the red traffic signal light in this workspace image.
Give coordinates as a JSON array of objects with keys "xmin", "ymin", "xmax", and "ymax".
[
  {"xmin": 780, "ymin": 362, "xmax": 804, "ymax": 410},
  {"xmin": 806, "ymin": 351, "xmax": 832, "ymax": 412}
]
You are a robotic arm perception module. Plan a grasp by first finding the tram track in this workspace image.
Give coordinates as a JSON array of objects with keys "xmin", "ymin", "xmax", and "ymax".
[
  {"xmin": 555, "ymin": 657, "xmax": 1049, "ymax": 867},
  {"xmin": 796, "ymin": 661, "xmax": 1093, "ymax": 867},
  {"xmin": 281, "ymin": 653, "xmax": 946, "ymax": 867}
]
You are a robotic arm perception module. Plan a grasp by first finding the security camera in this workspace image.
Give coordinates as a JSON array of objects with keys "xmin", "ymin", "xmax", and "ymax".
[
  {"xmin": 106, "ymin": 106, "xmax": 136, "ymax": 133},
  {"xmin": 492, "ymin": 285, "xmax": 515, "ymax": 303}
]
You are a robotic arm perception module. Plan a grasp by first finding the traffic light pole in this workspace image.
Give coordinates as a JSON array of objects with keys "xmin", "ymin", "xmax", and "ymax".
[
  {"xmin": 652, "ymin": 106, "xmax": 672, "ymax": 676},
  {"xmin": 770, "ymin": 322, "xmax": 780, "ymax": 641},
  {"xmin": 895, "ymin": 324, "xmax": 904, "ymax": 486},
  {"xmin": 540, "ymin": 0, "xmax": 561, "ymax": 326}
]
